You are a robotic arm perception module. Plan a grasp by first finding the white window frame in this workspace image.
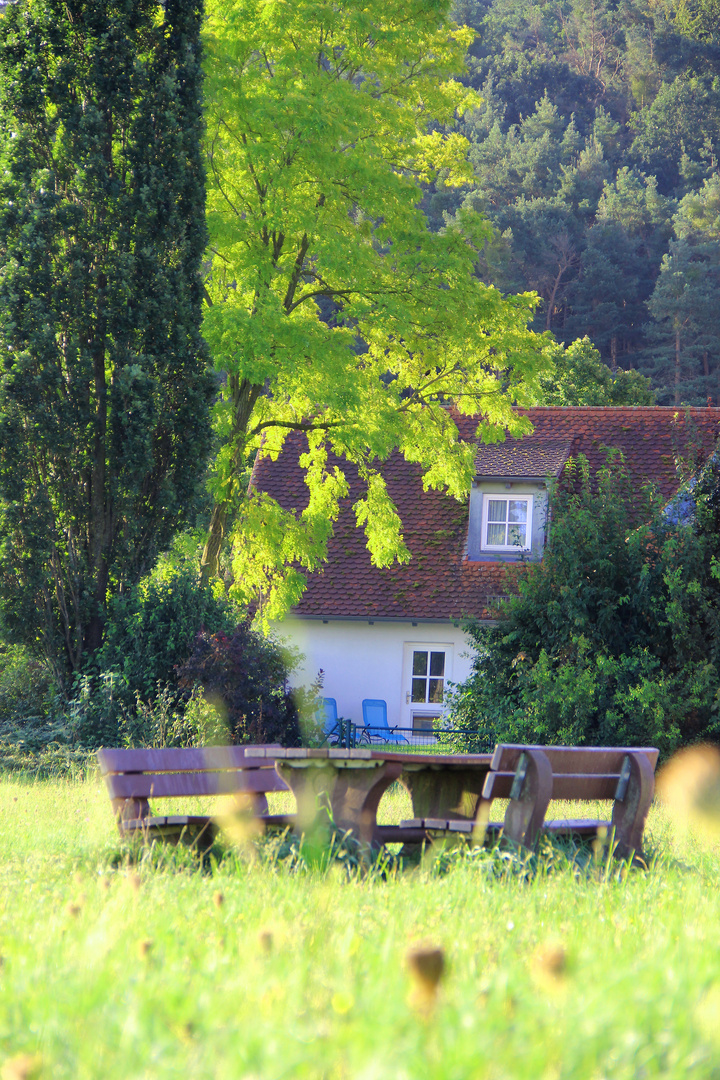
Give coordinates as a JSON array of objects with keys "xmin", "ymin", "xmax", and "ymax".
[
  {"xmin": 401, "ymin": 642, "xmax": 454, "ymax": 731},
  {"xmin": 481, "ymin": 493, "xmax": 534, "ymax": 552}
]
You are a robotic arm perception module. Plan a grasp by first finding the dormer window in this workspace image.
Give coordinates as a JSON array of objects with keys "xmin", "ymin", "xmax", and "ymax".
[{"xmin": 481, "ymin": 494, "xmax": 533, "ymax": 552}]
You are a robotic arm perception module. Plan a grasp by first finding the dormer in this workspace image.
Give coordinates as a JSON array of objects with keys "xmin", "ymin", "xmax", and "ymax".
[{"xmin": 466, "ymin": 438, "xmax": 572, "ymax": 561}]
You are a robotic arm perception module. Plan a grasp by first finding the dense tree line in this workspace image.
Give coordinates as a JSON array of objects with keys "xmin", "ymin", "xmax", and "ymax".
[{"xmin": 422, "ymin": 0, "xmax": 720, "ymax": 405}]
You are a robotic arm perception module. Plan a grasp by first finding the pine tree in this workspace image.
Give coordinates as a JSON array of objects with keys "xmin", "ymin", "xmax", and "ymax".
[
  {"xmin": 645, "ymin": 175, "xmax": 720, "ymax": 403},
  {"xmin": 0, "ymin": 0, "xmax": 214, "ymax": 677}
]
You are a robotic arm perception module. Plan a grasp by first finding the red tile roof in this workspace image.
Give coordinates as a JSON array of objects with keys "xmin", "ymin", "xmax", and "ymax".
[
  {"xmin": 475, "ymin": 436, "xmax": 573, "ymax": 478},
  {"xmin": 253, "ymin": 407, "xmax": 720, "ymax": 621}
]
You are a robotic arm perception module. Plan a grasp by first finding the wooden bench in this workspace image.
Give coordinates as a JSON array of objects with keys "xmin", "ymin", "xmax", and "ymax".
[
  {"xmin": 97, "ymin": 745, "xmax": 294, "ymax": 847},
  {"xmin": 401, "ymin": 744, "xmax": 659, "ymax": 860}
]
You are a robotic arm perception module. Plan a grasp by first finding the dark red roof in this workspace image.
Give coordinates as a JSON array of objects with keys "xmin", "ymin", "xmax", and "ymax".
[
  {"xmin": 475, "ymin": 436, "xmax": 573, "ymax": 478},
  {"xmin": 253, "ymin": 407, "xmax": 720, "ymax": 621}
]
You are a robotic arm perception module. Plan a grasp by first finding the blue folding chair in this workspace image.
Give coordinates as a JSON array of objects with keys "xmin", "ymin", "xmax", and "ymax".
[
  {"xmin": 361, "ymin": 699, "xmax": 408, "ymax": 744},
  {"xmin": 321, "ymin": 697, "xmax": 340, "ymax": 744}
]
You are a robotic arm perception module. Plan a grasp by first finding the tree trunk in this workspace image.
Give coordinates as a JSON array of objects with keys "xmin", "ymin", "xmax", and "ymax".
[
  {"xmin": 201, "ymin": 377, "xmax": 263, "ymax": 583},
  {"xmin": 545, "ymin": 267, "xmax": 564, "ymax": 332},
  {"xmin": 674, "ymin": 326, "xmax": 681, "ymax": 407},
  {"xmin": 87, "ymin": 270, "xmax": 110, "ymax": 655},
  {"xmin": 610, "ymin": 334, "xmax": 617, "ymax": 372}
]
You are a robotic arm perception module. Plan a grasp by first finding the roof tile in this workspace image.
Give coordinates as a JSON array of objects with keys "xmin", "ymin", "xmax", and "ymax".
[{"xmin": 253, "ymin": 407, "xmax": 720, "ymax": 620}]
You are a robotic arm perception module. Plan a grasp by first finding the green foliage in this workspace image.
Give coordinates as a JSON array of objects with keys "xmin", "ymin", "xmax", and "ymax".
[
  {"xmin": 427, "ymin": 0, "xmax": 720, "ymax": 398},
  {"xmin": 0, "ymin": 642, "xmax": 72, "ymax": 752},
  {"xmin": 95, "ymin": 560, "xmax": 235, "ymax": 704},
  {"xmin": 0, "ymin": 558, "xmax": 237, "ymax": 750},
  {"xmin": 117, "ymin": 685, "xmax": 229, "ymax": 750},
  {"xmin": 0, "ymin": 643, "xmax": 51, "ymax": 724},
  {"xmin": 199, "ymin": 0, "xmax": 547, "ymax": 613},
  {"xmin": 630, "ymin": 77, "xmax": 720, "ymax": 191},
  {"xmin": 449, "ymin": 450, "xmax": 720, "ymax": 757},
  {"xmin": 645, "ymin": 174, "xmax": 720, "ymax": 404},
  {"xmin": 0, "ymin": 744, "xmax": 96, "ymax": 779},
  {"xmin": 0, "ymin": 0, "xmax": 214, "ymax": 676},
  {"xmin": 539, "ymin": 337, "xmax": 655, "ymax": 405},
  {"xmin": 63, "ymin": 670, "xmax": 128, "ymax": 749},
  {"xmin": 176, "ymin": 623, "xmax": 302, "ymax": 746}
]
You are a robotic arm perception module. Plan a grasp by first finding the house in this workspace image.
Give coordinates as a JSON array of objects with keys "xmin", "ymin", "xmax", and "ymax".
[{"xmin": 253, "ymin": 407, "xmax": 720, "ymax": 733}]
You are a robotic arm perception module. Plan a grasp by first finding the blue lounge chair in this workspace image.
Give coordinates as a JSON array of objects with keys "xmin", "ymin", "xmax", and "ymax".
[
  {"xmin": 361, "ymin": 699, "xmax": 409, "ymax": 744},
  {"xmin": 321, "ymin": 697, "xmax": 340, "ymax": 744}
]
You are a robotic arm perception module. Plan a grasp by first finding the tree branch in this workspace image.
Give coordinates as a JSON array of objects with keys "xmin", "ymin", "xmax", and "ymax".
[{"xmin": 247, "ymin": 417, "xmax": 343, "ymax": 437}]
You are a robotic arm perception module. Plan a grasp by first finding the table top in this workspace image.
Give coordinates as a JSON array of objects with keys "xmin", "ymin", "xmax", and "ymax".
[{"xmin": 244, "ymin": 747, "xmax": 493, "ymax": 768}]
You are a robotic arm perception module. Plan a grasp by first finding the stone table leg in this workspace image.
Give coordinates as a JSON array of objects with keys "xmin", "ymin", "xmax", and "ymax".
[
  {"xmin": 277, "ymin": 760, "xmax": 403, "ymax": 845},
  {"xmin": 400, "ymin": 765, "xmax": 490, "ymax": 822}
]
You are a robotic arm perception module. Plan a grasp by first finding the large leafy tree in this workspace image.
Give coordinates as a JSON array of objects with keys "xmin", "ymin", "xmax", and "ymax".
[
  {"xmin": 0, "ymin": 0, "xmax": 214, "ymax": 677},
  {"xmin": 538, "ymin": 338, "xmax": 655, "ymax": 405},
  {"xmin": 200, "ymin": 0, "xmax": 546, "ymax": 614}
]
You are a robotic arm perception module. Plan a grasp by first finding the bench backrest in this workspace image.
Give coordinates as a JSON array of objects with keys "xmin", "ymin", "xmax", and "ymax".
[
  {"xmin": 97, "ymin": 745, "xmax": 289, "ymax": 801},
  {"xmin": 483, "ymin": 744, "xmax": 659, "ymax": 801}
]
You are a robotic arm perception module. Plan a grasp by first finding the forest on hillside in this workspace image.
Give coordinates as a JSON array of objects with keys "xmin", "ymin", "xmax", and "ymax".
[{"xmin": 425, "ymin": 0, "xmax": 720, "ymax": 406}]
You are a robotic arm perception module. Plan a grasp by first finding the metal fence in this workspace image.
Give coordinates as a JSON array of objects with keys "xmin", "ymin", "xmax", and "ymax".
[{"xmin": 326, "ymin": 720, "xmax": 489, "ymax": 753}]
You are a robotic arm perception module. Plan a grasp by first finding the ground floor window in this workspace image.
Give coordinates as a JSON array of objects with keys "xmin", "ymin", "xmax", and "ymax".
[
  {"xmin": 402, "ymin": 642, "xmax": 453, "ymax": 735},
  {"xmin": 411, "ymin": 649, "xmax": 446, "ymax": 704}
]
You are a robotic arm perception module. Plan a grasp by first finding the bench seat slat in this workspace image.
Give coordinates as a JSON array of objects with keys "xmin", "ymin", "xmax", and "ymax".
[
  {"xmin": 373, "ymin": 824, "xmax": 430, "ymax": 844},
  {"xmin": 483, "ymin": 771, "xmax": 623, "ymax": 801},
  {"xmin": 119, "ymin": 812, "xmax": 296, "ymax": 832},
  {"xmin": 400, "ymin": 817, "xmax": 610, "ymax": 837},
  {"xmin": 119, "ymin": 814, "xmax": 215, "ymax": 833},
  {"xmin": 260, "ymin": 813, "xmax": 296, "ymax": 829},
  {"xmin": 105, "ymin": 768, "xmax": 288, "ymax": 800},
  {"xmin": 400, "ymin": 818, "xmax": 492, "ymax": 833},
  {"xmin": 544, "ymin": 818, "xmax": 609, "ymax": 835},
  {"xmin": 490, "ymin": 745, "xmax": 659, "ymax": 774}
]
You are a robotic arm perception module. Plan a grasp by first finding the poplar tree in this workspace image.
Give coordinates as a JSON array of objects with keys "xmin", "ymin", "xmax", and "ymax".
[
  {"xmin": 201, "ymin": 0, "xmax": 546, "ymax": 615},
  {"xmin": 0, "ymin": 0, "xmax": 213, "ymax": 677}
]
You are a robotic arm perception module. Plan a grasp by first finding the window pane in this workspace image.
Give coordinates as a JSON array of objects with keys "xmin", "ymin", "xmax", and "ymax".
[
  {"xmin": 411, "ymin": 678, "xmax": 427, "ymax": 703},
  {"xmin": 487, "ymin": 523, "xmax": 506, "ymax": 545},
  {"xmin": 412, "ymin": 651, "xmax": 428, "ymax": 676},
  {"xmin": 429, "ymin": 651, "xmax": 445, "ymax": 677},
  {"xmin": 508, "ymin": 500, "xmax": 528, "ymax": 523},
  {"xmin": 487, "ymin": 499, "xmax": 507, "ymax": 522},
  {"xmin": 508, "ymin": 524, "xmax": 527, "ymax": 546},
  {"xmin": 428, "ymin": 678, "xmax": 444, "ymax": 703}
]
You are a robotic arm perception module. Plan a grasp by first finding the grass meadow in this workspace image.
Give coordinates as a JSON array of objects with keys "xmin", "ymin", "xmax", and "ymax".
[{"xmin": 0, "ymin": 772, "xmax": 719, "ymax": 1079}]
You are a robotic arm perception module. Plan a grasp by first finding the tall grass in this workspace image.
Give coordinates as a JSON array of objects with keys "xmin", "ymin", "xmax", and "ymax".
[{"xmin": 0, "ymin": 775, "xmax": 718, "ymax": 1079}]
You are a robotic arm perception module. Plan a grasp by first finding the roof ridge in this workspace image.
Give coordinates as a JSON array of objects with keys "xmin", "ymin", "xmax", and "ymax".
[{"xmin": 515, "ymin": 405, "xmax": 720, "ymax": 414}]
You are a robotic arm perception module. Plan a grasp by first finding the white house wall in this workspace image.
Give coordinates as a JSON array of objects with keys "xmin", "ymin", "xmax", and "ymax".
[{"xmin": 273, "ymin": 618, "xmax": 475, "ymax": 730}]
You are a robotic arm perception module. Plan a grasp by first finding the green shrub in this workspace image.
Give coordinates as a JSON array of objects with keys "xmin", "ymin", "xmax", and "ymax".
[
  {"xmin": 64, "ymin": 670, "xmax": 129, "ymax": 749},
  {"xmin": 95, "ymin": 559, "xmax": 235, "ymax": 702},
  {"xmin": 117, "ymin": 685, "xmax": 229, "ymax": 749},
  {"xmin": 0, "ymin": 643, "xmax": 65, "ymax": 752},
  {"xmin": 448, "ymin": 450, "xmax": 720, "ymax": 757},
  {"xmin": 57, "ymin": 558, "xmax": 237, "ymax": 748},
  {"xmin": 0, "ymin": 643, "xmax": 52, "ymax": 724},
  {"xmin": 176, "ymin": 622, "xmax": 302, "ymax": 746},
  {"xmin": 0, "ymin": 742, "xmax": 96, "ymax": 780}
]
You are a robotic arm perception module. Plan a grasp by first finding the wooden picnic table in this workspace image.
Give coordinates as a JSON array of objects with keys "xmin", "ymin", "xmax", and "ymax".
[{"xmin": 244, "ymin": 747, "xmax": 493, "ymax": 846}]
